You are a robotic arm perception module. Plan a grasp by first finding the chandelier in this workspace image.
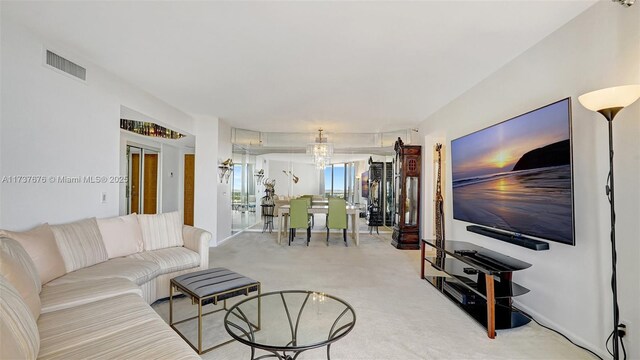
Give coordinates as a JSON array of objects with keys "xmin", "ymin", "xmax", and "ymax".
[{"xmin": 307, "ymin": 129, "xmax": 334, "ymax": 169}]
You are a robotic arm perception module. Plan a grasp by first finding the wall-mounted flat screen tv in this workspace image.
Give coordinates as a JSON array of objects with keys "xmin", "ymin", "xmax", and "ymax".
[{"xmin": 451, "ymin": 98, "xmax": 574, "ymax": 245}]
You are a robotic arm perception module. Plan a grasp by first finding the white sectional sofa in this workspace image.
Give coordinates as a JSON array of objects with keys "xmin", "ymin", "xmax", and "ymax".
[{"xmin": 0, "ymin": 211, "xmax": 211, "ymax": 359}]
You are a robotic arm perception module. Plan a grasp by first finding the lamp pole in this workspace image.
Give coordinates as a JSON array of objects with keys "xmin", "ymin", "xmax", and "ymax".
[
  {"xmin": 579, "ymin": 85, "xmax": 640, "ymax": 360},
  {"xmin": 600, "ymin": 108, "xmax": 621, "ymax": 360}
]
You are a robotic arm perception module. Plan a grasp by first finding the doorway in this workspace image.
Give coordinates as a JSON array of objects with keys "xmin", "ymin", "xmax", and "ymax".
[
  {"xmin": 127, "ymin": 145, "xmax": 159, "ymax": 214},
  {"xmin": 231, "ymin": 154, "xmax": 258, "ymax": 234}
]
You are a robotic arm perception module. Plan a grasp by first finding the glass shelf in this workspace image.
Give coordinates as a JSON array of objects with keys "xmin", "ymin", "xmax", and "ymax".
[
  {"xmin": 424, "ymin": 257, "xmax": 529, "ymax": 299},
  {"xmin": 421, "ymin": 239, "xmax": 533, "ymax": 337},
  {"xmin": 423, "ymin": 239, "xmax": 532, "ymax": 274},
  {"xmin": 437, "ymin": 286, "xmax": 531, "ymax": 330}
]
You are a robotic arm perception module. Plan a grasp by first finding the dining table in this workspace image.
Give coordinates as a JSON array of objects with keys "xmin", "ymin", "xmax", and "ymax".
[{"xmin": 277, "ymin": 204, "xmax": 360, "ymax": 246}]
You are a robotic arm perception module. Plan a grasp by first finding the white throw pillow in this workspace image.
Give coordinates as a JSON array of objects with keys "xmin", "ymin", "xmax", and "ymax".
[
  {"xmin": 0, "ymin": 223, "xmax": 66, "ymax": 285},
  {"xmin": 137, "ymin": 211, "xmax": 184, "ymax": 251},
  {"xmin": 97, "ymin": 214, "xmax": 144, "ymax": 259}
]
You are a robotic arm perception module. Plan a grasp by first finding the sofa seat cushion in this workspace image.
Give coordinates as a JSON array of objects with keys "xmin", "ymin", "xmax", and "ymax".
[
  {"xmin": 40, "ymin": 278, "xmax": 142, "ymax": 314},
  {"xmin": 37, "ymin": 293, "xmax": 199, "ymax": 360},
  {"xmin": 127, "ymin": 247, "xmax": 200, "ymax": 275},
  {"xmin": 46, "ymin": 257, "xmax": 161, "ymax": 287},
  {"xmin": 1, "ymin": 276, "xmax": 40, "ymax": 360}
]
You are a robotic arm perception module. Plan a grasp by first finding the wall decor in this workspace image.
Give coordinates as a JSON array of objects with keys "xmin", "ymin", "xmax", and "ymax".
[
  {"xmin": 120, "ymin": 118, "xmax": 185, "ymax": 139},
  {"xmin": 361, "ymin": 171, "xmax": 369, "ymax": 198}
]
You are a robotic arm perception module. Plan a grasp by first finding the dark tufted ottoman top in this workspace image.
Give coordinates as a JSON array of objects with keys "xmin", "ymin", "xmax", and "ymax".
[{"xmin": 172, "ymin": 267, "xmax": 260, "ymax": 305}]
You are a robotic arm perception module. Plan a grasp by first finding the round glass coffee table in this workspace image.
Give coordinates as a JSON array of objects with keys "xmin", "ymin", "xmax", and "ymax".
[{"xmin": 224, "ymin": 290, "xmax": 356, "ymax": 360}]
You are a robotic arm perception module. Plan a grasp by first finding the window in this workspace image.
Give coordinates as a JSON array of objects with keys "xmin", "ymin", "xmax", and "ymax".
[
  {"xmin": 324, "ymin": 167, "xmax": 332, "ymax": 197},
  {"xmin": 232, "ymin": 164, "xmax": 243, "ymax": 207},
  {"xmin": 333, "ymin": 164, "xmax": 345, "ymax": 198},
  {"xmin": 323, "ymin": 163, "xmax": 354, "ymax": 199}
]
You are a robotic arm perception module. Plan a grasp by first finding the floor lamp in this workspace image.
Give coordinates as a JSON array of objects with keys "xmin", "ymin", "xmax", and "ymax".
[{"xmin": 578, "ymin": 84, "xmax": 640, "ymax": 360}]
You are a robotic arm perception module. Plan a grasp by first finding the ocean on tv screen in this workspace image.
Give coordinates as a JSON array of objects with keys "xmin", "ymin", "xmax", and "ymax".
[{"xmin": 451, "ymin": 99, "xmax": 573, "ymax": 244}]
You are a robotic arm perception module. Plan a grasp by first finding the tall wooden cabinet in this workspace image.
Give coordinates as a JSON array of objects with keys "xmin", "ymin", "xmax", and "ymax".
[{"xmin": 392, "ymin": 137, "xmax": 422, "ymax": 250}]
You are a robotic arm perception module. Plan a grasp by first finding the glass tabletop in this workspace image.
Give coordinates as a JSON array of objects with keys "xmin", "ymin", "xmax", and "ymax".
[
  {"xmin": 423, "ymin": 239, "xmax": 532, "ymax": 273},
  {"xmin": 224, "ymin": 290, "xmax": 356, "ymax": 351}
]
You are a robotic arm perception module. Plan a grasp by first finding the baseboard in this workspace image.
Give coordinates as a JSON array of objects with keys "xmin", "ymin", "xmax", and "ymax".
[
  {"xmin": 217, "ymin": 230, "xmax": 244, "ymax": 245},
  {"xmin": 512, "ymin": 300, "xmax": 607, "ymax": 359}
]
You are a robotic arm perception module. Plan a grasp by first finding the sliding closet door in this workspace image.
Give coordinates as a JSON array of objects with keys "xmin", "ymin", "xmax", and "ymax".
[
  {"xmin": 143, "ymin": 153, "xmax": 158, "ymax": 214},
  {"xmin": 127, "ymin": 145, "xmax": 159, "ymax": 215},
  {"xmin": 130, "ymin": 152, "xmax": 140, "ymax": 214},
  {"xmin": 184, "ymin": 154, "xmax": 195, "ymax": 225}
]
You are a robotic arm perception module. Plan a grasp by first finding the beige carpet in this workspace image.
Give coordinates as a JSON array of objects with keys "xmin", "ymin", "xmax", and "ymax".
[{"xmin": 152, "ymin": 231, "xmax": 592, "ymax": 360}]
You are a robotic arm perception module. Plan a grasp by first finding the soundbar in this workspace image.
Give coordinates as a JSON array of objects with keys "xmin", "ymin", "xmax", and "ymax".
[{"xmin": 466, "ymin": 225, "xmax": 549, "ymax": 251}]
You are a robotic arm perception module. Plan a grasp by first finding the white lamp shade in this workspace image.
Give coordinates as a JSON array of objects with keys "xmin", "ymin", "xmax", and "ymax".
[{"xmin": 578, "ymin": 84, "xmax": 640, "ymax": 112}]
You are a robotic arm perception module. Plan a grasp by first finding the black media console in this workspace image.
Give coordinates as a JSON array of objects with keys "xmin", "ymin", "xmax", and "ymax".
[{"xmin": 421, "ymin": 239, "xmax": 532, "ymax": 338}]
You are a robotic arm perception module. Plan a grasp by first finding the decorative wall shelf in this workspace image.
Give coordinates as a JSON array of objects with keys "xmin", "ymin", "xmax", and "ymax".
[{"xmin": 120, "ymin": 118, "xmax": 185, "ymax": 139}]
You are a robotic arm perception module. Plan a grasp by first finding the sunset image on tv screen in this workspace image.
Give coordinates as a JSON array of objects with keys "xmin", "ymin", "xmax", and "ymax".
[{"xmin": 451, "ymin": 98, "xmax": 573, "ymax": 245}]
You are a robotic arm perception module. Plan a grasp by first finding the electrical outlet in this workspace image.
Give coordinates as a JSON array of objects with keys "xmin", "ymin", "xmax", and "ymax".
[
  {"xmin": 618, "ymin": 323, "xmax": 627, "ymax": 338},
  {"xmin": 101, "ymin": 192, "xmax": 107, "ymax": 204}
]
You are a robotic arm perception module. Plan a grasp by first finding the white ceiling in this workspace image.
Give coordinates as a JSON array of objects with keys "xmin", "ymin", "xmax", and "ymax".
[{"xmin": 4, "ymin": 1, "xmax": 595, "ymax": 133}]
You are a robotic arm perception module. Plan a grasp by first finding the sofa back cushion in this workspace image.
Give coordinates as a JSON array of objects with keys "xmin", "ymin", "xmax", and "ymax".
[
  {"xmin": 0, "ymin": 238, "xmax": 41, "ymax": 320},
  {"xmin": 97, "ymin": 213, "xmax": 144, "ymax": 259},
  {"xmin": 137, "ymin": 211, "xmax": 183, "ymax": 251},
  {"xmin": 51, "ymin": 218, "xmax": 108, "ymax": 272},
  {"xmin": 0, "ymin": 224, "xmax": 66, "ymax": 285},
  {"xmin": 0, "ymin": 275, "xmax": 40, "ymax": 360}
]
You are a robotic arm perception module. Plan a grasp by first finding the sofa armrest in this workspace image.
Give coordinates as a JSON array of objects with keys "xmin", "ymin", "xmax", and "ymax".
[{"xmin": 182, "ymin": 225, "xmax": 211, "ymax": 269}]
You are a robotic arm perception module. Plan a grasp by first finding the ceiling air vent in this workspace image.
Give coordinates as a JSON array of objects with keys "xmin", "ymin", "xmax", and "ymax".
[{"xmin": 46, "ymin": 50, "xmax": 86, "ymax": 81}]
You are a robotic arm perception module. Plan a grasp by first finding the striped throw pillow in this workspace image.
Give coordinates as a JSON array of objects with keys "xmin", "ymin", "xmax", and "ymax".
[
  {"xmin": 51, "ymin": 218, "xmax": 108, "ymax": 272},
  {"xmin": 137, "ymin": 212, "xmax": 184, "ymax": 251}
]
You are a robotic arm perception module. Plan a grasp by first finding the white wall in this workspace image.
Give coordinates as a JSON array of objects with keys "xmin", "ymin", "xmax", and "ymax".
[
  {"xmin": 193, "ymin": 117, "xmax": 218, "ymax": 245},
  {"xmin": 269, "ymin": 160, "xmax": 293, "ymax": 197},
  {"xmin": 267, "ymin": 160, "xmax": 320, "ymax": 197},
  {"xmin": 0, "ymin": 3, "xmax": 4, "ymax": 226},
  {"xmin": 216, "ymin": 119, "xmax": 232, "ymax": 241},
  {"xmin": 161, "ymin": 144, "xmax": 180, "ymax": 212},
  {"xmin": 255, "ymin": 156, "xmax": 269, "ymax": 208},
  {"xmin": 0, "ymin": 18, "xmax": 195, "ymax": 230},
  {"xmin": 291, "ymin": 162, "xmax": 320, "ymax": 197},
  {"xmin": 418, "ymin": 2, "xmax": 639, "ymax": 357}
]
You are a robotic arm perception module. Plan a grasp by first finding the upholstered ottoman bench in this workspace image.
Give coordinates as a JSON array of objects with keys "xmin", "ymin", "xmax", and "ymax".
[{"xmin": 169, "ymin": 268, "xmax": 261, "ymax": 354}]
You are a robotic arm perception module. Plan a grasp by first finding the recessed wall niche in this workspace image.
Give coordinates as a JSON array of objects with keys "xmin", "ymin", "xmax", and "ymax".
[{"xmin": 120, "ymin": 118, "xmax": 185, "ymax": 139}]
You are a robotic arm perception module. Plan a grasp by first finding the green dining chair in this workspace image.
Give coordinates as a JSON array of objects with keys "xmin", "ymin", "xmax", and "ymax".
[
  {"xmin": 299, "ymin": 195, "xmax": 314, "ymax": 228},
  {"xmin": 289, "ymin": 198, "xmax": 311, "ymax": 246},
  {"xmin": 326, "ymin": 198, "xmax": 348, "ymax": 247}
]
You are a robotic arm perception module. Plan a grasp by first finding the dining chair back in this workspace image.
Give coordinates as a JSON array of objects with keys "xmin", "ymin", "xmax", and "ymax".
[
  {"xmin": 289, "ymin": 198, "xmax": 311, "ymax": 246},
  {"xmin": 298, "ymin": 195, "xmax": 314, "ymax": 227},
  {"xmin": 326, "ymin": 198, "xmax": 348, "ymax": 246}
]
